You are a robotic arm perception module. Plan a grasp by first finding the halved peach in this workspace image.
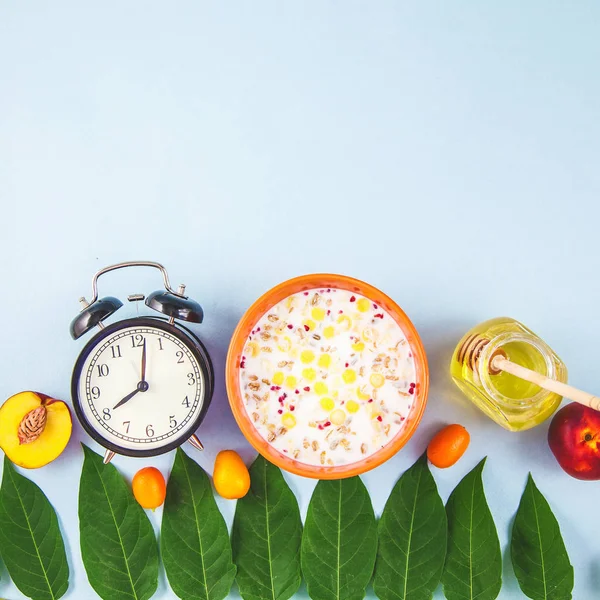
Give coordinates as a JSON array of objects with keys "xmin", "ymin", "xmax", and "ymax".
[{"xmin": 0, "ymin": 391, "xmax": 72, "ymax": 468}]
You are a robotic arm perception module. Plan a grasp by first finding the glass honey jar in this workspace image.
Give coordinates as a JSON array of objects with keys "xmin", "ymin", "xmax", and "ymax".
[{"xmin": 450, "ymin": 317, "xmax": 568, "ymax": 431}]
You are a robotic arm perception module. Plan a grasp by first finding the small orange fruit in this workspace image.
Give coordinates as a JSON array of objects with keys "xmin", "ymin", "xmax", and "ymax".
[
  {"xmin": 213, "ymin": 450, "xmax": 251, "ymax": 499},
  {"xmin": 427, "ymin": 424, "xmax": 470, "ymax": 468},
  {"xmin": 132, "ymin": 467, "xmax": 166, "ymax": 510}
]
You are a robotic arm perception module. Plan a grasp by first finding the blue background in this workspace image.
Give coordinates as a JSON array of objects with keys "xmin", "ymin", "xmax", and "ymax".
[{"xmin": 1, "ymin": 2, "xmax": 599, "ymax": 598}]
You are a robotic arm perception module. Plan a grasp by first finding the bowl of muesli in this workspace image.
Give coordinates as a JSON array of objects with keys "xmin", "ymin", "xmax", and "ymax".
[{"xmin": 226, "ymin": 274, "xmax": 429, "ymax": 479}]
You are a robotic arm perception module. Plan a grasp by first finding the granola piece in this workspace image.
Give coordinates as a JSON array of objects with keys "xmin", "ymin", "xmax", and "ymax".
[
  {"xmin": 268, "ymin": 432, "xmax": 276, "ymax": 443},
  {"xmin": 392, "ymin": 340, "xmax": 406, "ymax": 351},
  {"xmin": 248, "ymin": 375, "xmax": 258, "ymax": 381},
  {"xmin": 293, "ymin": 449, "xmax": 300, "ymax": 459},
  {"xmin": 248, "ymin": 381, "xmax": 261, "ymax": 392},
  {"xmin": 312, "ymin": 440, "xmax": 319, "ymax": 452},
  {"xmin": 252, "ymin": 412, "xmax": 260, "ymax": 422},
  {"xmin": 261, "ymin": 346, "xmax": 272, "ymax": 353},
  {"xmin": 320, "ymin": 451, "xmax": 326, "ymax": 465},
  {"xmin": 361, "ymin": 443, "xmax": 368, "ymax": 455},
  {"xmin": 267, "ymin": 314, "xmax": 279, "ymax": 322}
]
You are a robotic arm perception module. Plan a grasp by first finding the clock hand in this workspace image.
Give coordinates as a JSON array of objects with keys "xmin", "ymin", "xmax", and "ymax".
[
  {"xmin": 113, "ymin": 379, "xmax": 150, "ymax": 410},
  {"xmin": 141, "ymin": 338, "xmax": 147, "ymax": 383},
  {"xmin": 113, "ymin": 388, "xmax": 140, "ymax": 410}
]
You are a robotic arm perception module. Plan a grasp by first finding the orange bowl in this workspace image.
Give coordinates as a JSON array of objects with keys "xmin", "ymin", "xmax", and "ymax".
[{"xmin": 225, "ymin": 274, "xmax": 429, "ymax": 479}]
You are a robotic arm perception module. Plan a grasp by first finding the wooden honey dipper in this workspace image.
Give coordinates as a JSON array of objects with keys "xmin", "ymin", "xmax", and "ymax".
[{"xmin": 458, "ymin": 333, "xmax": 600, "ymax": 412}]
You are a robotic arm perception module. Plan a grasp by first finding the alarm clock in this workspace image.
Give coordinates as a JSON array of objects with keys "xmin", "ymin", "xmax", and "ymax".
[{"xmin": 70, "ymin": 261, "xmax": 214, "ymax": 464}]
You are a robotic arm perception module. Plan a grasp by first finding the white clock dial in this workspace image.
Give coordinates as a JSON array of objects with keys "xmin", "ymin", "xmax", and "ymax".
[{"xmin": 76, "ymin": 325, "xmax": 205, "ymax": 452}]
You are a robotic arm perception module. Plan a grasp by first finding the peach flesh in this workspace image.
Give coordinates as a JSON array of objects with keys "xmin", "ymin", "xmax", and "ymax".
[{"xmin": 0, "ymin": 391, "xmax": 72, "ymax": 469}]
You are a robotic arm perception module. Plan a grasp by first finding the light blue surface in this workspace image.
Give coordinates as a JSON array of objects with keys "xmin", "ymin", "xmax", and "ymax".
[{"xmin": 1, "ymin": 2, "xmax": 599, "ymax": 599}]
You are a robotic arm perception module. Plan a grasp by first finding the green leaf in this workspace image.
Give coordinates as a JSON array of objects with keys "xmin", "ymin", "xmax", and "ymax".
[
  {"xmin": 511, "ymin": 474, "xmax": 573, "ymax": 600},
  {"xmin": 373, "ymin": 454, "xmax": 447, "ymax": 600},
  {"xmin": 232, "ymin": 454, "xmax": 302, "ymax": 600},
  {"xmin": 161, "ymin": 448, "xmax": 236, "ymax": 600},
  {"xmin": 301, "ymin": 476, "xmax": 377, "ymax": 600},
  {"xmin": 442, "ymin": 458, "xmax": 502, "ymax": 600},
  {"xmin": 0, "ymin": 457, "xmax": 69, "ymax": 600},
  {"xmin": 78, "ymin": 445, "xmax": 158, "ymax": 600}
]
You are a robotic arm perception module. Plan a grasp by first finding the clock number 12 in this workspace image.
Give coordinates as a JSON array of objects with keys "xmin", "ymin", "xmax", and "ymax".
[{"xmin": 131, "ymin": 334, "xmax": 145, "ymax": 348}]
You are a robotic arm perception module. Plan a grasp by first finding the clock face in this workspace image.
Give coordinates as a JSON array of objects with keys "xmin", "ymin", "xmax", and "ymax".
[{"xmin": 73, "ymin": 320, "xmax": 209, "ymax": 455}]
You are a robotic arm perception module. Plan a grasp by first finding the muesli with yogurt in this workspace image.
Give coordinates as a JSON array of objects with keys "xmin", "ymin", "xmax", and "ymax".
[{"xmin": 239, "ymin": 288, "xmax": 417, "ymax": 467}]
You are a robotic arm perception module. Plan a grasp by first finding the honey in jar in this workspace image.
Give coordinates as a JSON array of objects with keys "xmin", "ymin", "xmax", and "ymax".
[{"xmin": 450, "ymin": 317, "xmax": 567, "ymax": 431}]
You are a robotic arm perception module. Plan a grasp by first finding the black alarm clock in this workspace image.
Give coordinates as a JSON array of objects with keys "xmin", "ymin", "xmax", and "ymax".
[{"xmin": 70, "ymin": 261, "xmax": 214, "ymax": 464}]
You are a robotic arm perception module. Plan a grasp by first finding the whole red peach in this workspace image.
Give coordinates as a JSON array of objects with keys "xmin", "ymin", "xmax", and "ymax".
[{"xmin": 548, "ymin": 403, "xmax": 600, "ymax": 480}]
